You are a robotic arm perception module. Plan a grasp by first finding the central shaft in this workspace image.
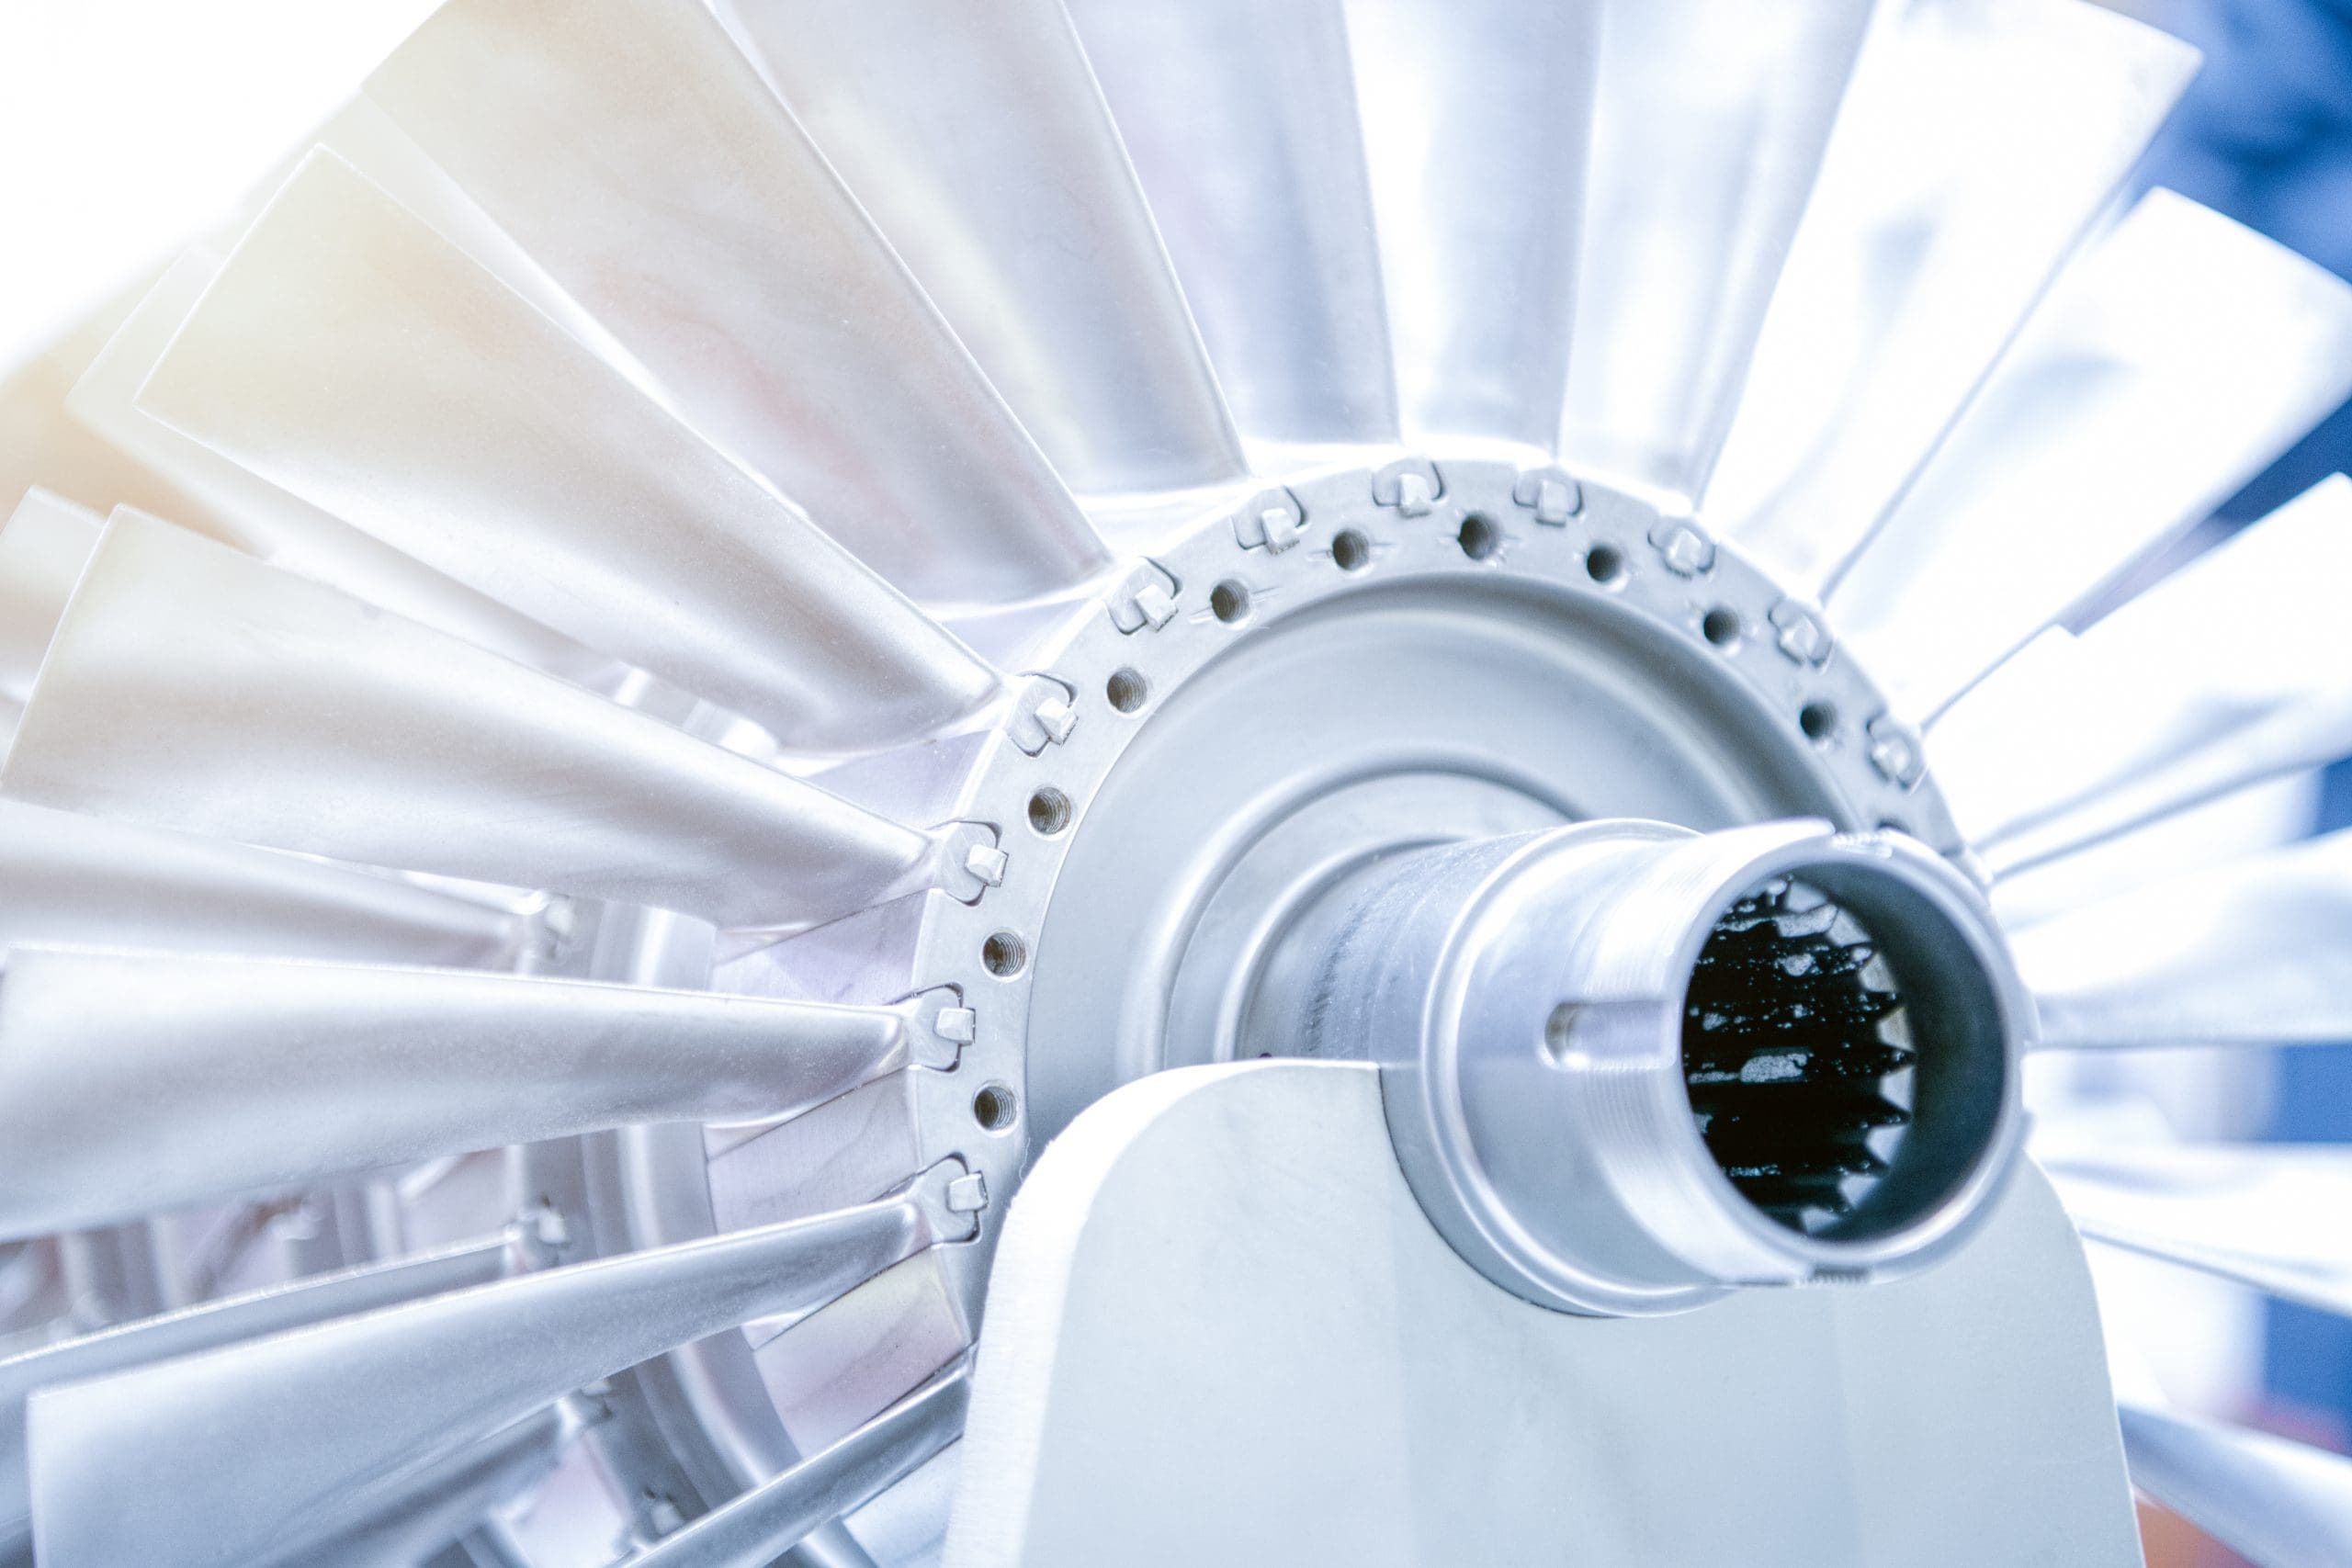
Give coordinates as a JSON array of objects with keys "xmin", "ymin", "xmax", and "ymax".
[{"xmin": 1249, "ymin": 819, "xmax": 2029, "ymax": 1315}]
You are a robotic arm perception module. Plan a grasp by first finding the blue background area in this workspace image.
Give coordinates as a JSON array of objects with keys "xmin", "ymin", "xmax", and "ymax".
[{"xmin": 2135, "ymin": 0, "xmax": 2352, "ymax": 1430}]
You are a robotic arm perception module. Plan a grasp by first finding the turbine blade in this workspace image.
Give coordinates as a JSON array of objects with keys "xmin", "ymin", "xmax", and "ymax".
[
  {"xmin": 0, "ymin": 798, "xmax": 514, "ymax": 965},
  {"xmin": 1347, "ymin": 0, "xmax": 1600, "ymax": 450},
  {"xmin": 26, "ymin": 1170, "xmax": 971, "ymax": 1568},
  {"xmin": 1, "ymin": 513, "xmax": 946, "ymax": 929},
  {"xmin": 1559, "ymin": 0, "xmax": 1877, "ymax": 497},
  {"xmin": 733, "ymin": 0, "xmax": 1245, "ymax": 494},
  {"xmin": 1066, "ymin": 0, "xmax": 1396, "ymax": 449},
  {"xmin": 1829, "ymin": 191, "xmax": 2352, "ymax": 717},
  {"xmin": 67, "ymin": 249, "xmax": 608, "ymax": 684},
  {"xmin": 366, "ymin": 0, "xmax": 1106, "ymax": 602},
  {"xmin": 1933, "ymin": 476, "xmax": 2352, "ymax": 874},
  {"xmin": 2120, "ymin": 1404, "xmax": 2352, "ymax": 1568},
  {"xmin": 0, "ymin": 491, "xmax": 98, "ymax": 709},
  {"xmin": 0, "ymin": 947, "xmax": 918, "ymax": 1237},
  {"xmin": 0, "ymin": 1233, "xmax": 514, "ymax": 1555},
  {"xmin": 142, "ymin": 152, "xmax": 999, "ymax": 750},
  {"xmin": 2044, "ymin": 1144, "xmax": 2352, "ymax": 1317},
  {"xmin": 1713, "ymin": 0, "xmax": 2200, "ymax": 593},
  {"xmin": 631, "ymin": 1359, "xmax": 970, "ymax": 1568},
  {"xmin": 2015, "ymin": 829, "xmax": 2352, "ymax": 1050},
  {"xmin": 267, "ymin": 1406, "xmax": 573, "ymax": 1568}
]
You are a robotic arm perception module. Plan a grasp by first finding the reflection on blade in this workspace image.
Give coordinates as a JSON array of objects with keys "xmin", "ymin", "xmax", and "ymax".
[
  {"xmin": 1561, "ymin": 0, "xmax": 1875, "ymax": 498},
  {"xmin": 1934, "ymin": 476, "xmax": 2352, "ymax": 874},
  {"xmin": 26, "ymin": 1169, "xmax": 971, "ymax": 1568},
  {"xmin": 2046, "ymin": 1144, "xmax": 2352, "ymax": 1317},
  {"xmin": 1349, "ymin": 0, "xmax": 1600, "ymax": 450},
  {"xmin": 368, "ymin": 0, "xmax": 1106, "ymax": 603},
  {"xmin": 0, "ymin": 948, "xmax": 915, "ymax": 1237},
  {"xmin": 739, "ymin": 0, "xmax": 1244, "ymax": 494},
  {"xmin": 0, "ymin": 797, "xmax": 514, "ymax": 965},
  {"xmin": 142, "ymin": 152, "xmax": 1000, "ymax": 751},
  {"xmin": 1830, "ymin": 191, "xmax": 2352, "ymax": 718},
  {"xmin": 2016, "ymin": 829, "xmax": 2352, "ymax": 1050},
  {"xmin": 631, "ymin": 1358, "xmax": 971, "ymax": 1568},
  {"xmin": 2120, "ymin": 1403, "xmax": 2352, "ymax": 1567},
  {"xmin": 1, "ymin": 513, "xmax": 941, "ymax": 929},
  {"xmin": 1069, "ymin": 0, "xmax": 1396, "ymax": 450},
  {"xmin": 1713, "ymin": 0, "xmax": 2199, "ymax": 594},
  {"xmin": 0, "ymin": 491, "xmax": 99, "ymax": 710}
]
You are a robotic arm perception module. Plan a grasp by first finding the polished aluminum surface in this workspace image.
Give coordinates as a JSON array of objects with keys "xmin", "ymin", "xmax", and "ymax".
[
  {"xmin": 0, "ymin": 490, "xmax": 96, "ymax": 712},
  {"xmin": 2, "ymin": 513, "xmax": 939, "ymax": 929},
  {"xmin": 1832, "ymin": 190, "xmax": 2352, "ymax": 717},
  {"xmin": 277, "ymin": 1404, "xmax": 575, "ymax": 1568},
  {"xmin": 1347, "ymin": 0, "xmax": 1597, "ymax": 450},
  {"xmin": 1934, "ymin": 476, "xmax": 2352, "ymax": 876},
  {"xmin": 27, "ymin": 1169, "xmax": 968, "ymax": 1568},
  {"xmin": 0, "ymin": 1232, "xmax": 512, "ymax": 1557},
  {"xmin": 0, "ymin": 797, "xmax": 514, "ymax": 964},
  {"xmin": 0, "ymin": 947, "xmax": 914, "ymax": 1236},
  {"xmin": 1713, "ymin": 0, "xmax": 2199, "ymax": 595},
  {"xmin": 1258, "ymin": 818, "xmax": 2024, "ymax": 1313},
  {"xmin": 740, "ymin": 0, "xmax": 1246, "ymax": 496},
  {"xmin": 635, "ymin": 1359, "xmax": 970, "ymax": 1568},
  {"xmin": 1069, "ymin": 0, "xmax": 1397, "ymax": 450},
  {"xmin": 367, "ymin": 0, "xmax": 1107, "ymax": 606},
  {"xmin": 2120, "ymin": 1402, "xmax": 2352, "ymax": 1568},
  {"xmin": 143, "ymin": 152, "xmax": 1001, "ymax": 750},
  {"xmin": 1560, "ymin": 0, "xmax": 1874, "ymax": 499}
]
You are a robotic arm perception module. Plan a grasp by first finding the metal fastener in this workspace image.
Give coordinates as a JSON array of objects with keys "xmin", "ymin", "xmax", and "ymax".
[
  {"xmin": 1511, "ymin": 466, "xmax": 1583, "ymax": 525},
  {"xmin": 1866, "ymin": 716, "xmax": 1928, "ymax": 790},
  {"xmin": 1372, "ymin": 457, "xmax": 1442, "ymax": 517},
  {"xmin": 1106, "ymin": 560, "xmax": 1181, "ymax": 634},
  {"xmin": 1769, "ymin": 599, "xmax": 1834, "ymax": 669},
  {"xmin": 1646, "ymin": 514, "xmax": 1715, "ymax": 577},
  {"xmin": 1232, "ymin": 486, "xmax": 1307, "ymax": 554}
]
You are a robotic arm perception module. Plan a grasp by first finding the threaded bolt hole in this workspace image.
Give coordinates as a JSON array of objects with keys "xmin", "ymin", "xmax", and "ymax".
[
  {"xmin": 1026, "ymin": 788, "xmax": 1071, "ymax": 837},
  {"xmin": 1701, "ymin": 606, "xmax": 1742, "ymax": 649},
  {"xmin": 1331, "ymin": 529, "xmax": 1373, "ymax": 572},
  {"xmin": 1458, "ymin": 514, "xmax": 1501, "ymax": 561},
  {"xmin": 1105, "ymin": 667, "xmax": 1148, "ymax": 713},
  {"xmin": 1210, "ymin": 580, "xmax": 1252, "ymax": 624},
  {"xmin": 973, "ymin": 1083, "xmax": 1018, "ymax": 1133},
  {"xmin": 1585, "ymin": 544, "xmax": 1625, "ymax": 585},
  {"xmin": 1542, "ymin": 1003, "xmax": 1580, "ymax": 1066},
  {"xmin": 1799, "ymin": 702, "xmax": 1838, "ymax": 742},
  {"xmin": 981, "ymin": 931, "xmax": 1027, "ymax": 977}
]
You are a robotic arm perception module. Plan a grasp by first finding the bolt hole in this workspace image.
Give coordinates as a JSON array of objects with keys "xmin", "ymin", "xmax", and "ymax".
[
  {"xmin": 981, "ymin": 931, "xmax": 1027, "ymax": 977},
  {"xmin": 1210, "ymin": 580, "xmax": 1252, "ymax": 624},
  {"xmin": 1025, "ymin": 787, "xmax": 1071, "ymax": 837},
  {"xmin": 972, "ymin": 1083, "xmax": 1018, "ymax": 1133},
  {"xmin": 1542, "ymin": 1003, "xmax": 1580, "ymax": 1066},
  {"xmin": 1105, "ymin": 667, "xmax": 1148, "ymax": 713},
  {"xmin": 1331, "ymin": 529, "xmax": 1373, "ymax": 572},
  {"xmin": 1458, "ymin": 513, "xmax": 1501, "ymax": 561},
  {"xmin": 1585, "ymin": 544, "xmax": 1625, "ymax": 585},
  {"xmin": 1701, "ymin": 606, "xmax": 1742, "ymax": 649},
  {"xmin": 1799, "ymin": 702, "xmax": 1839, "ymax": 742}
]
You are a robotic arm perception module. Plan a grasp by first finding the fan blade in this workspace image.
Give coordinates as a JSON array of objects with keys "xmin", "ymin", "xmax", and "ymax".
[
  {"xmin": 68, "ymin": 249, "xmax": 607, "ymax": 684},
  {"xmin": 0, "ymin": 947, "xmax": 921, "ymax": 1237},
  {"xmin": 2120, "ymin": 1404, "xmax": 2352, "ymax": 1568},
  {"xmin": 1557, "ymin": 0, "xmax": 1876, "ymax": 497},
  {"xmin": 1345, "ymin": 0, "xmax": 1599, "ymax": 450},
  {"xmin": 0, "ymin": 491, "xmax": 98, "ymax": 710},
  {"xmin": 631, "ymin": 1358, "xmax": 970, "ymax": 1568},
  {"xmin": 26, "ymin": 1169, "xmax": 972, "ymax": 1568},
  {"xmin": 275, "ymin": 1406, "xmax": 574, "ymax": 1568},
  {"xmin": 1065, "ymin": 0, "xmax": 1396, "ymax": 450},
  {"xmin": 2014, "ymin": 829, "xmax": 2352, "ymax": 1051},
  {"xmin": 1933, "ymin": 476, "xmax": 2352, "ymax": 874},
  {"xmin": 143, "ymin": 152, "xmax": 999, "ymax": 750},
  {"xmin": 0, "ymin": 798, "xmax": 514, "ymax": 964},
  {"xmin": 731, "ymin": 0, "xmax": 1245, "ymax": 495},
  {"xmin": 1, "ymin": 513, "xmax": 951, "ymax": 929},
  {"xmin": 365, "ymin": 0, "xmax": 1106, "ymax": 603},
  {"xmin": 0, "ymin": 1232, "xmax": 514, "ymax": 1556},
  {"xmin": 1711, "ymin": 0, "xmax": 2200, "ymax": 593},
  {"xmin": 2043, "ymin": 1144, "xmax": 2352, "ymax": 1318},
  {"xmin": 1828, "ymin": 190, "xmax": 2352, "ymax": 718}
]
